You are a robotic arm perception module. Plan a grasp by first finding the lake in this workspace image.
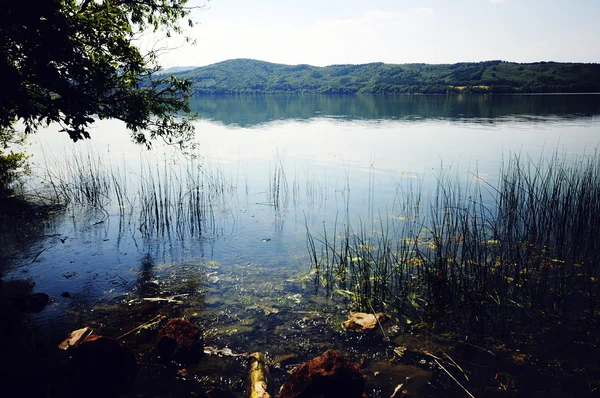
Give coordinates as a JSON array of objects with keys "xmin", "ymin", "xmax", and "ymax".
[{"xmin": 4, "ymin": 93, "xmax": 600, "ymax": 397}]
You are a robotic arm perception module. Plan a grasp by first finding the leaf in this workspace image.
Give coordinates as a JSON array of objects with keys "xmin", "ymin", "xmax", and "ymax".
[
  {"xmin": 335, "ymin": 289, "xmax": 357, "ymax": 299},
  {"xmin": 58, "ymin": 326, "xmax": 92, "ymax": 350}
]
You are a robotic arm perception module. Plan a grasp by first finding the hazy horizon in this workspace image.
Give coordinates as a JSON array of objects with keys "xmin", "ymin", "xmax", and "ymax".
[{"xmin": 164, "ymin": 57, "xmax": 600, "ymax": 71}]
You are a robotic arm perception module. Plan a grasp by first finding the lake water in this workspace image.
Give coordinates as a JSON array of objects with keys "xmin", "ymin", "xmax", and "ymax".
[{"xmin": 4, "ymin": 94, "xmax": 600, "ymax": 396}]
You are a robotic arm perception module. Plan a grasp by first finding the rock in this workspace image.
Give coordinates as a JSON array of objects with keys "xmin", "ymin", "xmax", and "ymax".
[
  {"xmin": 176, "ymin": 368, "xmax": 189, "ymax": 378},
  {"xmin": 156, "ymin": 318, "xmax": 203, "ymax": 364},
  {"xmin": 342, "ymin": 312, "xmax": 387, "ymax": 332},
  {"xmin": 279, "ymin": 350, "xmax": 365, "ymax": 398},
  {"xmin": 61, "ymin": 291, "xmax": 72, "ymax": 298},
  {"xmin": 11, "ymin": 292, "xmax": 50, "ymax": 313},
  {"xmin": 70, "ymin": 335, "xmax": 137, "ymax": 398}
]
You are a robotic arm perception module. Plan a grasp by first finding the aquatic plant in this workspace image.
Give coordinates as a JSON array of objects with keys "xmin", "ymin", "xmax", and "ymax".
[
  {"xmin": 307, "ymin": 152, "xmax": 600, "ymax": 341},
  {"xmin": 38, "ymin": 149, "xmax": 236, "ymax": 240}
]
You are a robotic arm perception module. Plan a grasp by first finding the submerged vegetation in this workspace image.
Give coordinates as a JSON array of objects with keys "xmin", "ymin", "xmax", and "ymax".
[
  {"xmin": 308, "ymin": 152, "xmax": 600, "ymax": 345},
  {"xmin": 180, "ymin": 58, "xmax": 600, "ymax": 94},
  {"xmin": 33, "ymin": 146, "xmax": 600, "ymax": 347}
]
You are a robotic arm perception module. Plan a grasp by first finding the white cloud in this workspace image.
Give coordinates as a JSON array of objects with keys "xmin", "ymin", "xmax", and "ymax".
[
  {"xmin": 413, "ymin": 7, "xmax": 435, "ymax": 15},
  {"xmin": 489, "ymin": 0, "xmax": 507, "ymax": 3},
  {"xmin": 364, "ymin": 7, "xmax": 433, "ymax": 20},
  {"xmin": 363, "ymin": 10, "xmax": 405, "ymax": 20}
]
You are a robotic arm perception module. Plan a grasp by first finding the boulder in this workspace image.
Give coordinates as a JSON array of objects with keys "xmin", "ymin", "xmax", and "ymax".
[
  {"xmin": 279, "ymin": 350, "xmax": 365, "ymax": 398},
  {"xmin": 156, "ymin": 318, "xmax": 203, "ymax": 364},
  {"xmin": 70, "ymin": 335, "xmax": 137, "ymax": 398}
]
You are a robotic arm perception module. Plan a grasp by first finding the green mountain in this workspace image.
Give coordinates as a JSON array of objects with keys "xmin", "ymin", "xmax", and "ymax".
[{"xmin": 178, "ymin": 59, "xmax": 600, "ymax": 94}]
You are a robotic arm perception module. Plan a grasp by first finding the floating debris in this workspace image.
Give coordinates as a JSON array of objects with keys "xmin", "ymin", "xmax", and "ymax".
[
  {"xmin": 390, "ymin": 383, "xmax": 404, "ymax": 398},
  {"xmin": 141, "ymin": 297, "xmax": 184, "ymax": 304},
  {"xmin": 394, "ymin": 346, "xmax": 407, "ymax": 358},
  {"xmin": 204, "ymin": 346, "xmax": 248, "ymax": 357}
]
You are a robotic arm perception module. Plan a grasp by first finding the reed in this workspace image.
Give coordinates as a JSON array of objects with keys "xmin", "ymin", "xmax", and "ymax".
[
  {"xmin": 307, "ymin": 152, "xmax": 600, "ymax": 341},
  {"xmin": 39, "ymin": 149, "xmax": 235, "ymax": 240}
]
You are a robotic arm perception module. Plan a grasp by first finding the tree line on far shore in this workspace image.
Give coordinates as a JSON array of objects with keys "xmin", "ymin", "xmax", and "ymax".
[{"xmin": 179, "ymin": 59, "xmax": 600, "ymax": 95}]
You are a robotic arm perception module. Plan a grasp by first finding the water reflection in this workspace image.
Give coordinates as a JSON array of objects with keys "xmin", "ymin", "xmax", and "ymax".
[{"xmin": 190, "ymin": 93, "xmax": 600, "ymax": 127}]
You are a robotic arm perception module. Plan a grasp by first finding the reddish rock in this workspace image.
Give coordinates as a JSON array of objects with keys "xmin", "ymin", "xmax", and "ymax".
[
  {"xmin": 70, "ymin": 335, "xmax": 137, "ymax": 398},
  {"xmin": 279, "ymin": 350, "xmax": 365, "ymax": 398},
  {"xmin": 156, "ymin": 318, "xmax": 203, "ymax": 364}
]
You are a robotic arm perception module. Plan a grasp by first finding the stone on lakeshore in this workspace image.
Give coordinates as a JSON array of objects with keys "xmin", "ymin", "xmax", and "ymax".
[
  {"xmin": 70, "ymin": 335, "xmax": 137, "ymax": 397},
  {"xmin": 156, "ymin": 318, "xmax": 203, "ymax": 364},
  {"xmin": 279, "ymin": 350, "xmax": 365, "ymax": 398}
]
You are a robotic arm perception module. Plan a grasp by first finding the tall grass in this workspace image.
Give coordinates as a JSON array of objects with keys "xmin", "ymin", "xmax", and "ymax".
[
  {"xmin": 307, "ymin": 152, "xmax": 600, "ymax": 340},
  {"xmin": 39, "ymin": 150, "xmax": 235, "ymax": 240},
  {"xmin": 267, "ymin": 154, "xmax": 289, "ymax": 210},
  {"xmin": 43, "ymin": 151, "xmax": 111, "ymax": 208},
  {"xmin": 137, "ymin": 158, "xmax": 233, "ymax": 238}
]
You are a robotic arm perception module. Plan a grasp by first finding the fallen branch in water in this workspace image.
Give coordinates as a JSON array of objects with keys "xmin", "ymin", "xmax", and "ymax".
[
  {"xmin": 116, "ymin": 315, "xmax": 165, "ymax": 340},
  {"xmin": 142, "ymin": 297, "xmax": 184, "ymax": 304},
  {"xmin": 434, "ymin": 359, "xmax": 475, "ymax": 398},
  {"xmin": 390, "ymin": 383, "xmax": 404, "ymax": 398},
  {"xmin": 204, "ymin": 346, "xmax": 248, "ymax": 357},
  {"xmin": 443, "ymin": 351, "xmax": 469, "ymax": 382}
]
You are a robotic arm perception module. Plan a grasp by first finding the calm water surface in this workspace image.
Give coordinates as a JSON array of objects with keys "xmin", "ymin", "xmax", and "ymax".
[{"xmin": 4, "ymin": 94, "xmax": 600, "ymax": 396}]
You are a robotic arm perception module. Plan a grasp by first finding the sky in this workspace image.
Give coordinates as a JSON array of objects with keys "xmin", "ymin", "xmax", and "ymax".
[{"xmin": 145, "ymin": 0, "xmax": 600, "ymax": 67}]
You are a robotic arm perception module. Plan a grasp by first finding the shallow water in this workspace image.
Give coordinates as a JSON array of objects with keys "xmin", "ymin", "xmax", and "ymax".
[{"xmin": 3, "ymin": 94, "xmax": 600, "ymax": 396}]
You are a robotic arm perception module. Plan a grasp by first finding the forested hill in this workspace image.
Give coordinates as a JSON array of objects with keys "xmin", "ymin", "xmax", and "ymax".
[{"xmin": 178, "ymin": 59, "xmax": 600, "ymax": 94}]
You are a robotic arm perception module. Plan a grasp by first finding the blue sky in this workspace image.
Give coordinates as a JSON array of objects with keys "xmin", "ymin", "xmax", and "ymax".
[{"xmin": 150, "ymin": 0, "xmax": 600, "ymax": 67}]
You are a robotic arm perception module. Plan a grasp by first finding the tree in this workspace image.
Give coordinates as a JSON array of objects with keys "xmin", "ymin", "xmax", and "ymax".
[{"xmin": 0, "ymin": 0, "xmax": 200, "ymax": 150}]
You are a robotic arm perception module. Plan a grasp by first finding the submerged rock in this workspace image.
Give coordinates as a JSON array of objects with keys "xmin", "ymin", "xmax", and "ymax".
[
  {"xmin": 342, "ymin": 312, "xmax": 387, "ymax": 332},
  {"xmin": 12, "ymin": 292, "xmax": 50, "ymax": 313},
  {"xmin": 156, "ymin": 318, "xmax": 203, "ymax": 364},
  {"xmin": 279, "ymin": 350, "xmax": 365, "ymax": 398},
  {"xmin": 70, "ymin": 335, "xmax": 137, "ymax": 397}
]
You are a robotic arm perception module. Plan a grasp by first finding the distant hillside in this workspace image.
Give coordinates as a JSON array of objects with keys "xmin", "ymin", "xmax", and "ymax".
[
  {"xmin": 155, "ymin": 66, "xmax": 197, "ymax": 75},
  {"xmin": 177, "ymin": 59, "xmax": 600, "ymax": 94}
]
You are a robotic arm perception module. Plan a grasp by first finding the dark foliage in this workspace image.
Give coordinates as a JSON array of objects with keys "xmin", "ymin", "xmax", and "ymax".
[{"xmin": 0, "ymin": 0, "xmax": 198, "ymax": 149}]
